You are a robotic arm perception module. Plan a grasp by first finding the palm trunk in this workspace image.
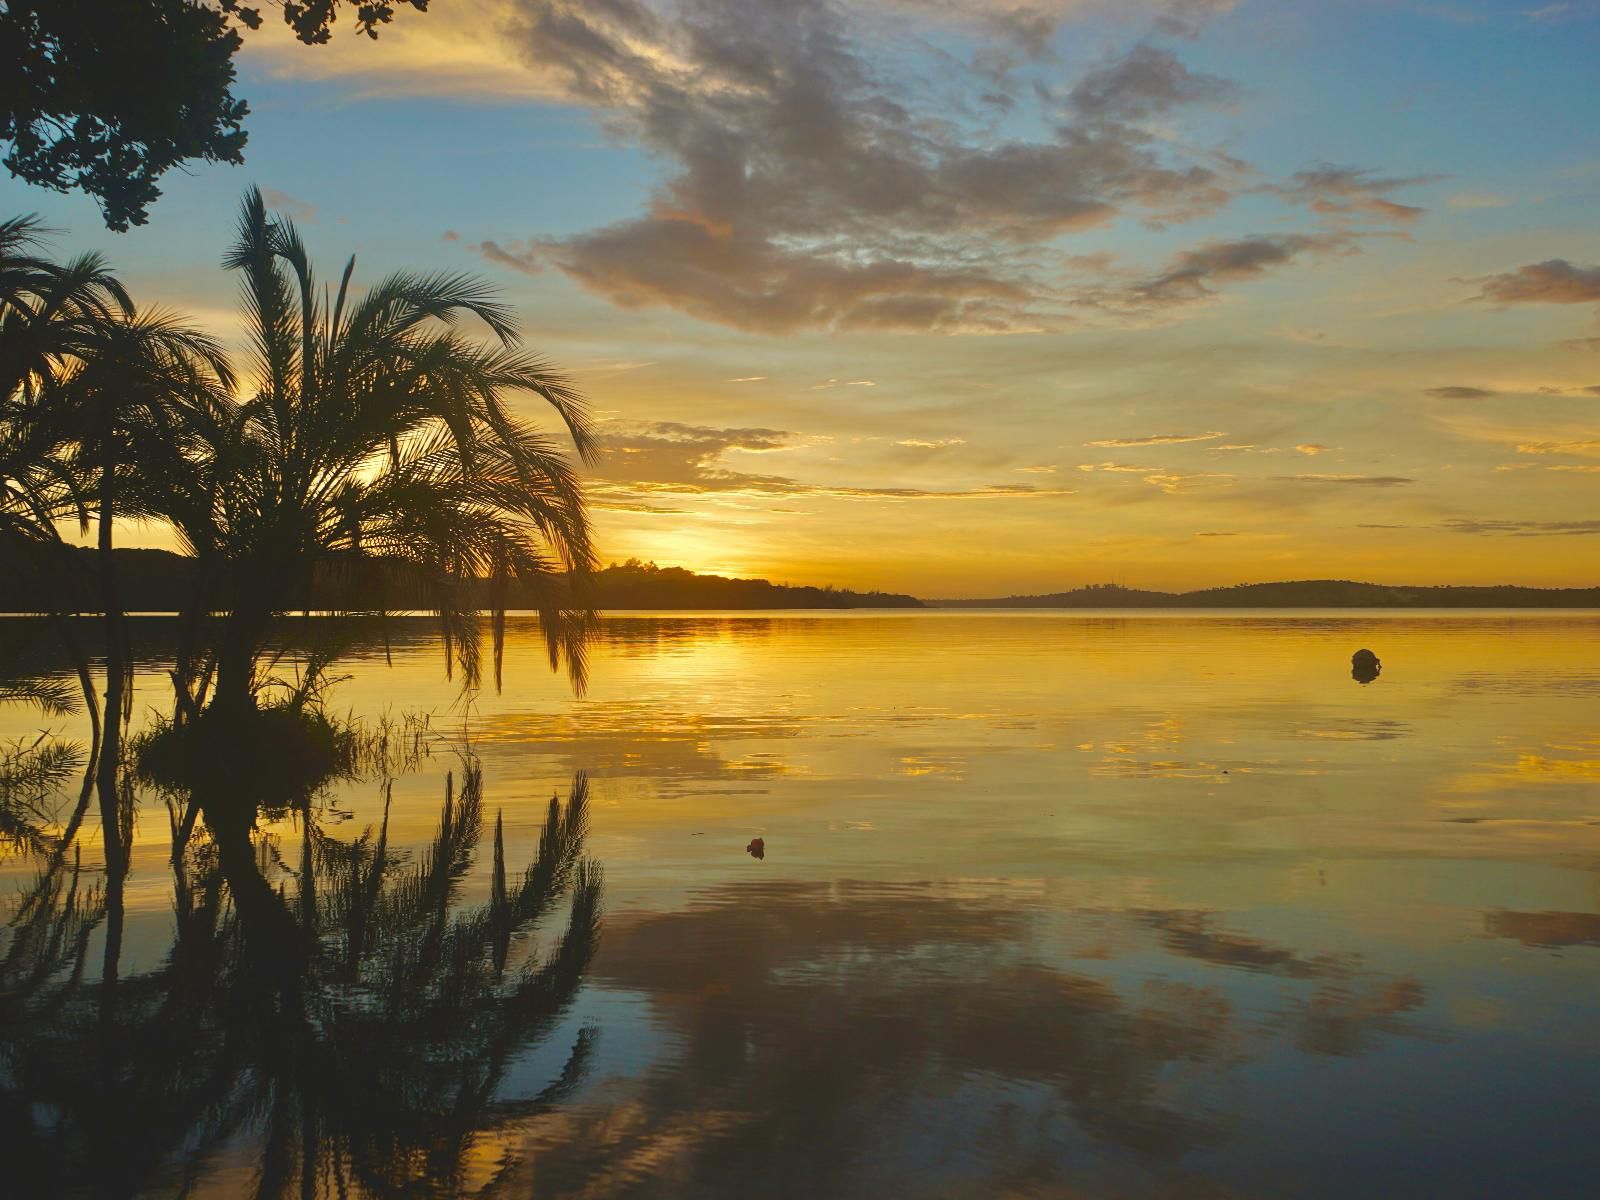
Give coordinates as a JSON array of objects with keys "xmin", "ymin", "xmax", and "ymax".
[
  {"xmin": 95, "ymin": 447, "xmax": 126, "ymax": 878},
  {"xmin": 214, "ymin": 605, "xmax": 271, "ymax": 716}
]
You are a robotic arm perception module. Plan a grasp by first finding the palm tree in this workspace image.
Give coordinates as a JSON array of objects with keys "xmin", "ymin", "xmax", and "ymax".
[
  {"xmin": 0, "ymin": 215, "xmax": 132, "ymax": 868},
  {"xmin": 45, "ymin": 311, "xmax": 233, "ymax": 874},
  {"xmin": 166, "ymin": 188, "xmax": 598, "ymax": 718}
]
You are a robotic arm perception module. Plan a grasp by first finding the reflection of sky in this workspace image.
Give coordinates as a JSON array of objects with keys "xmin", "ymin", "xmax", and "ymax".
[{"xmin": 4, "ymin": 614, "xmax": 1600, "ymax": 1194}]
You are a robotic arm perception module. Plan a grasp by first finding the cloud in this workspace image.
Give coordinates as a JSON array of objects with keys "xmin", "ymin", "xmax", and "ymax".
[
  {"xmin": 473, "ymin": 238, "xmax": 544, "ymax": 274},
  {"xmin": 1140, "ymin": 470, "xmax": 1233, "ymax": 493},
  {"xmin": 591, "ymin": 420, "xmax": 1074, "ymax": 505},
  {"xmin": 1443, "ymin": 518, "xmax": 1600, "ymax": 536},
  {"xmin": 1294, "ymin": 443, "xmax": 1329, "ymax": 455},
  {"xmin": 1085, "ymin": 431, "xmax": 1226, "ymax": 447},
  {"xmin": 1447, "ymin": 192, "xmax": 1509, "ymax": 209},
  {"xmin": 1515, "ymin": 439, "xmax": 1600, "ymax": 456},
  {"xmin": 1523, "ymin": 2, "xmax": 1592, "ymax": 23},
  {"xmin": 1067, "ymin": 44, "xmax": 1240, "ymax": 123},
  {"xmin": 1112, "ymin": 233, "xmax": 1356, "ymax": 309},
  {"xmin": 1425, "ymin": 385, "xmax": 1498, "ymax": 399},
  {"xmin": 477, "ymin": 0, "xmax": 1271, "ymax": 332},
  {"xmin": 1274, "ymin": 474, "xmax": 1416, "ymax": 486},
  {"xmin": 1475, "ymin": 259, "xmax": 1600, "ymax": 306},
  {"xmin": 1269, "ymin": 165, "xmax": 1440, "ymax": 223},
  {"xmin": 262, "ymin": 187, "xmax": 318, "ymax": 222}
]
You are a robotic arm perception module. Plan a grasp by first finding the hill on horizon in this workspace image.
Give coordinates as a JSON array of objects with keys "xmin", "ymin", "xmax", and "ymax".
[{"xmin": 931, "ymin": 579, "xmax": 1600, "ymax": 609}]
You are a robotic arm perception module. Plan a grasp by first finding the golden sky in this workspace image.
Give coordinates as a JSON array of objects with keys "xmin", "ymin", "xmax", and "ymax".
[{"xmin": 8, "ymin": 0, "xmax": 1599, "ymax": 595}]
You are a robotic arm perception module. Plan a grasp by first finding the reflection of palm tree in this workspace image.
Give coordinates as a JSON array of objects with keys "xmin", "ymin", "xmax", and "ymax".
[
  {"xmin": 1, "ymin": 761, "xmax": 603, "ymax": 1199},
  {"xmin": 167, "ymin": 189, "xmax": 598, "ymax": 718}
]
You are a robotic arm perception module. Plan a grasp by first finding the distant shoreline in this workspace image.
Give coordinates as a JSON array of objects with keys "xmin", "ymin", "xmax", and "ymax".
[
  {"xmin": 928, "ymin": 580, "xmax": 1600, "ymax": 609},
  {"xmin": 1, "ymin": 549, "xmax": 1594, "ymax": 611}
]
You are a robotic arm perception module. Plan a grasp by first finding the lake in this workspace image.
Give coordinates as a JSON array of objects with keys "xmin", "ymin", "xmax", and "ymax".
[{"xmin": 4, "ymin": 612, "xmax": 1599, "ymax": 1197}]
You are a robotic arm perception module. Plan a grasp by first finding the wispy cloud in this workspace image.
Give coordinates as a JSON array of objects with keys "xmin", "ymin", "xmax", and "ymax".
[
  {"xmin": 1274, "ymin": 474, "xmax": 1416, "ymax": 486},
  {"xmin": 1086, "ymin": 432, "xmax": 1226, "ymax": 447},
  {"xmin": 1475, "ymin": 259, "xmax": 1600, "ymax": 306},
  {"xmin": 1425, "ymin": 385, "xmax": 1498, "ymax": 399},
  {"xmin": 1267, "ymin": 165, "xmax": 1441, "ymax": 223},
  {"xmin": 1443, "ymin": 518, "xmax": 1600, "ymax": 536}
]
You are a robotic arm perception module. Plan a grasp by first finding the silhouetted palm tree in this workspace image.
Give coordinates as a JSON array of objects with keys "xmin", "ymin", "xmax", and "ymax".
[
  {"xmin": 0, "ymin": 214, "xmax": 128, "ymax": 757},
  {"xmin": 166, "ymin": 188, "xmax": 598, "ymax": 717},
  {"xmin": 43, "ymin": 310, "xmax": 233, "ymax": 876}
]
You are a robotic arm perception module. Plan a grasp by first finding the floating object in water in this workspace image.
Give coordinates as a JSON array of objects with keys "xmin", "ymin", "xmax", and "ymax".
[
  {"xmin": 747, "ymin": 837, "xmax": 765, "ymax": 860},
  {"xmin": 1351, "ymin": 648, "xmax": 1382, "ymax": 684}
]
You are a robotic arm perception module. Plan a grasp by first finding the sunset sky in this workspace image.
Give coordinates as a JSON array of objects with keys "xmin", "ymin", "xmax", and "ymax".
[{"xmin": 6, "ymin": 0, "xmax": 1599, "ymax": 596}]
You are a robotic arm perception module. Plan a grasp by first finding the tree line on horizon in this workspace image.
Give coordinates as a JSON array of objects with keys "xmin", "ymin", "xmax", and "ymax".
[{"xmin": 0, "ymin": 549, "xmax": 926, "ymax": 612}]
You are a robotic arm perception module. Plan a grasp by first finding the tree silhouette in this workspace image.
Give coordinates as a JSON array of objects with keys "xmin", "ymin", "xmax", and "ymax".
[
  {"xmin": 159, "ymin": 188, "xmax": 596, "ymax": 717},
  {"xmin": 0, "ymin": 0, "xmax": 428, "ymax": 230}
]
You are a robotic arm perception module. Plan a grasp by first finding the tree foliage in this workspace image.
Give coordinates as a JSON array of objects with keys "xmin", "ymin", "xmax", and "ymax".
[{"xmin": 0, "ymin": 1, "xmax": 428, "ymax": 231}]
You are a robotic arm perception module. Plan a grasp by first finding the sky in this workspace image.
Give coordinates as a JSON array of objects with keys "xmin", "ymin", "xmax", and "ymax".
[{"xmin": 6, "ymin": 0, "xmax": 1600, "ymax": 596}]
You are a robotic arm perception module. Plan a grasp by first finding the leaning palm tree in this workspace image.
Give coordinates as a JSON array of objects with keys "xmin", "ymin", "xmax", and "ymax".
[
  {"xmin": 0, "ymin": 215, "xmax": 134, "ymax": 865},
  {"xmin": 0, "ymin": 214, "xmax": 129, "ymax": 733},
  {"xmin": 167, "ymin": 188, "xmax": 597, "ymax": 717},
  {"xmin": 44, "ymin": 310, "xmax": 233, "ymax": 863}
]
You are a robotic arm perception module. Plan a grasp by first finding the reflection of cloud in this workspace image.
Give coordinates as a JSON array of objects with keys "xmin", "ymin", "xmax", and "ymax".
[
  {"xmin": 582, "ymin": 882, "xmax": 1231, "ymax": 1162},
  {"xmin": 503, "ymin": 880, "xmax": 1437, "ymax": 1192},
  {"xmin": 1136, "ymin": 910, "xmax": 1350, "ymax": 978},
  {"xmin": 1484, "ymin": 909, "xmax": 1600, "ymax": 948},
  {"xmin": 477, "ymin": 701, "xmax": 802, "ymax": 795},
  {"xmin": 1294, "ymin": 977, "xmax": 1429, "ymax": 1057}
]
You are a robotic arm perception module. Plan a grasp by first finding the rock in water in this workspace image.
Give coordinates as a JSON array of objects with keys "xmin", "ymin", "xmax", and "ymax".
[{"xmin": 747, "ymin": 837, "xmax": 765, "ymax": 860}]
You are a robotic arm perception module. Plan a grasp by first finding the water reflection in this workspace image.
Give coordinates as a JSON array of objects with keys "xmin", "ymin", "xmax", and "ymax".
[
  {"xmin": 4, "ymin": 614, "xmax": 1600, "ymax": 1198},
  {"xmin": 505, "ymin": 882, "xmax": 1438, "ymax": 1197},
  {"xmin": 1, "ymin": 743, "xmax": 601, "ymax": 1199}
]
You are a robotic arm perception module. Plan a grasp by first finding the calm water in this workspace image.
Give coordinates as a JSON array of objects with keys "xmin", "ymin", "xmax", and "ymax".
[{"xmin": 4, "ymin": 612, "xmax": 1600, "ymax": 1197}]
